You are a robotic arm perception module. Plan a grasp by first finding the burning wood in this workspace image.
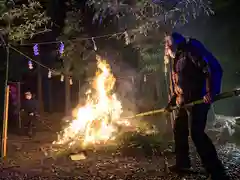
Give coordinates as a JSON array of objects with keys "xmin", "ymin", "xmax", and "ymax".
[{"xmin": 52, "ymin": 56, "xmax": 132, "ymax": 149}]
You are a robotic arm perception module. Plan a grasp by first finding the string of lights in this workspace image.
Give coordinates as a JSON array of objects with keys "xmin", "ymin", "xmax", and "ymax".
[
  {"xmin": 9, "ymin": 33, "xmax": 156, "ymax": 84},
  {"xmin": 9, "ymin": 45, "xmax": 56, "ymax": 72},
  {"xmin": 10, "ymin": 45, "xmax": 75, "ymax": 83},
  {"xmin": 17, "ymin": 29, "xmax": 132, "ymax": 46},
  {"xmin": 7, "ymin": 26, "xmax": 143, "ymax": 84}
]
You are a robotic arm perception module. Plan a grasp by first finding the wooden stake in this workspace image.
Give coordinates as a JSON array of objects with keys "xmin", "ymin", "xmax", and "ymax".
[{"xmin": 1, "ymin": 85, "xmax": 10, "ymax": 158}]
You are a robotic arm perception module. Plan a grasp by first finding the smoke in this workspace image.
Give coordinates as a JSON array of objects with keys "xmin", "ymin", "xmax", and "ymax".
[
  {"xmin": 106, "ymin": 58, "xmax": 139, "ymax": 116},
  {"xmin": 208, "ymin": 114, "xmax": 240, "ymax": 144}
]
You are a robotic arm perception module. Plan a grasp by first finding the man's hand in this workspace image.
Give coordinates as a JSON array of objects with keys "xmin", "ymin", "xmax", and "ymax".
[
  {"xmin": 164, "ymin": 104, "xmax": 172, "ymax": 113},
  {"xmin": 203, "ymin": 92, "xmax": 212, "ymax": 104},
  {"xmin": 176, "ymin": 95, "xmax": 184, "ymax": 107}
]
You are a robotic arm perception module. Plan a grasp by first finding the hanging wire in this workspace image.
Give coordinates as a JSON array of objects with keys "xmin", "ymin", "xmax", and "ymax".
[
  {"xmin": 17, "ymin": 31, "xmax": 124, "ymax": 46},
  {"xmin": 9, "ymin": 44, "xmax": 156, "ymax": 81},
  {"xmin": 9, "ymin": 45, "xmax": 56, "ymax": 72},
  {"xmin": 14, "ymin": 27, "xmax": 142, "ymax": 46}
]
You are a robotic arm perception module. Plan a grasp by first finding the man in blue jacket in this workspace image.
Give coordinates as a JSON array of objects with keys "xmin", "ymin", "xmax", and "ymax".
[{"xmin": 165, "ymin": 32, "xmax": 229, "ymax": 180}]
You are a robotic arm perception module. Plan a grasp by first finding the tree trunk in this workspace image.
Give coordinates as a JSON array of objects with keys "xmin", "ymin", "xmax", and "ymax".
[
  {"xmin": 65, "ymin": 77, "xmax": 71, "ymax": 115},
  {"xmin": 37, "ymin": 62, "xmax": 43, "ymax": 113}
]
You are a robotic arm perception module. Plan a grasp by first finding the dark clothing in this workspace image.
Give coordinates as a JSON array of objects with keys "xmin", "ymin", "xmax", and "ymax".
[
  {"xmin": 172, "ymin": 42, "xmax": 210, "ymax": 103},
  {"xmin": 25, "ymin": 113, "xmax": 37, "ymax": 137},
  {"xmin": 169, "ymin": 33, "xmax": 228, "ymax": 179},
  {"xmin": 188, "ymin": 38, "xmax": 223, "ymax": 95},
  {"xmin": 22, "ymin": 99, "xmax": 38, "ymax": 114},
  {"xmin": 171, "ymin": 34, "xmax": 223, "ymax": 101},
  {"xmin": 21, "ymin": 98, "xmax": 38, "ymax": 137},
  {"xmin": 174, "ymin": 104, "xmax": 228, "ymax": 179}
]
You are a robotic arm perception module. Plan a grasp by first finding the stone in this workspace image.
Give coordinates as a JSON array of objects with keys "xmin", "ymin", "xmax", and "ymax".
[{"xmin": 70, "ymin": 153, "xmax": 86, "ymax": 161}]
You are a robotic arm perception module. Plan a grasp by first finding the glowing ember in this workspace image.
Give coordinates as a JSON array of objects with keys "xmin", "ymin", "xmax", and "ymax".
[{"xmin": 53, "ymin": 56, "xmax": 128, "ymax": 147}]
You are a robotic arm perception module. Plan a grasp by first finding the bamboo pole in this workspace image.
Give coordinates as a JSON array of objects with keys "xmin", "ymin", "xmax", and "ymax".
[
  {"xmin": 1, "ymin": 85, "xmax": 10, "ymax": 158},
  {"xmin": 122, "ymin": 89, "xmax": 240, "ymax": 119},
  {"xmin": 168, "ymin": 58, "xmax": 175, "ymax": 129}
]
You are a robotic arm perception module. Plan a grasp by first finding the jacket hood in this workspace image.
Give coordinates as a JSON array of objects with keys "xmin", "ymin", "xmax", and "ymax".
[{"xmin": 171, "ymin": 32, "xmax": 186, "ymax": 45}]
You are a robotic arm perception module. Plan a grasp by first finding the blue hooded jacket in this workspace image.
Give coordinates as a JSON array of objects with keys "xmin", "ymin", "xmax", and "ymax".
[{"xmin": 171, "ymin": 32, "xmax": 223, "ymax": 101}]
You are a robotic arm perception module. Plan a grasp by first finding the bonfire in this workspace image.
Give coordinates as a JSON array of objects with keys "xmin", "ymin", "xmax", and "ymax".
[{"xmin": 53, "ymin": 55, "xmax": 131, "ymax": 148}]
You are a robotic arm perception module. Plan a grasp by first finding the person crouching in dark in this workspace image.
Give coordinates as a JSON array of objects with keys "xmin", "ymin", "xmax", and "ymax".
[
  {"xmin": 21, "ymin": 91, "xmax": 38, "ymax": 137},
  {"xmin": 164, "ymin": 32, "xmax": 229, "ymax": 180}
]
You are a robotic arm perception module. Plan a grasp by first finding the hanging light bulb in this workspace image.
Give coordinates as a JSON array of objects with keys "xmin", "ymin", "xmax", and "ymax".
[
  {"xmin": 69, "ymin": 78, "xmax": 73, "ymax": 85},
  {"xmin": 60, "ymin": 74, "xmax": 64, "ymax": 82},
  {"xmin": 33, "ymin": 44, "xmax": 39, "ymax": 56},
  {"xmin": 124, "ymin": 31, "xmax": 130, "ymax": 45},
  {"xmin": 164, "ymin": 55, "xmax": 169, "ymax": 65},
  {"xmin": 48, "ymin": 69, "xmax": 52, "ymax": 78},
  {"xmin": 28, "ymin": 60, "xmax": 33, "ymax": 69},
  {"xmin": 144, "ymin": 75, "xmax": 147, "ymax": 82},
  {"xmin": 59, "ymin": 41, "xmax": 64, "ymax": 55},
  {"xmin": 96, "ymin": 54, "xmax": 101, "ymax": 61},
  {"xmin": 131, "ymin": 76, "xmax": 134, "ymax": 84},
  {"xmin": 164, "ymin": 64, "xmax": 168, "ymax": 73},
  {"xmin": 92, "ymin": 37, "xmax": 97, "ymax": 51}
]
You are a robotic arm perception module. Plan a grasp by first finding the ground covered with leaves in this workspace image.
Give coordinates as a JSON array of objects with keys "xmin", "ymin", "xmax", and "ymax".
[{"xmin": 0, "ymin": 113, "xmax": 240, "ymax": 180}]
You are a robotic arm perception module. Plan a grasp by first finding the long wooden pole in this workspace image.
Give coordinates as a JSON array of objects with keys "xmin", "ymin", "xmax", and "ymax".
[
  {"xmin": 0, "ymin": 41, "xmax": 9, "ymax": 158},
  {"xmin": 1, "ymin": 85, "xmax": 10, "ymax": 158},
  {"xmin": 168, "ymin": 58, "xmax": 175, "ymax": 128},
  {"xmin": 122, "ymin": 89, "xmax": 240, "ymax": 119}
]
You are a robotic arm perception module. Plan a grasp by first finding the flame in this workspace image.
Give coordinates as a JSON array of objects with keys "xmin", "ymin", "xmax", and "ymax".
[{"xmin": 53, "ymin": 56, "xmax": 128, "ymax": 147}]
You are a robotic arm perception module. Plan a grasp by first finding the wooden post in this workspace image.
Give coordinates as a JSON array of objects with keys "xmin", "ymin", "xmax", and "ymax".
[
  {"xmin": 1, "ymin": 85, "xmax": 10, "ymax": 158},
  {"xmin": 167, "ymin": 57, "xmax": 175, "ymax": 151},
  {"xmin": 168, "ymin": 60, "xmax": 175, "ymax": 129}
]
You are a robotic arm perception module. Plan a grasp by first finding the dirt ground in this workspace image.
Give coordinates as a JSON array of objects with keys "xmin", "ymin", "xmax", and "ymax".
[{"xmin": 0, "ymin": 113, "xmax": 239, "ymax": 180}]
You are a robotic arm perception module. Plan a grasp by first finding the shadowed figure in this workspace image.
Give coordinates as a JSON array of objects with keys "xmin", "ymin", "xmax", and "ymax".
[
  {"xmin": 165, "ymin": 32, "xmax": 229, "ymax": 180},
  {"xmin": 21, "ymin": 91, "xmax": 38, "ymax": 137}
]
